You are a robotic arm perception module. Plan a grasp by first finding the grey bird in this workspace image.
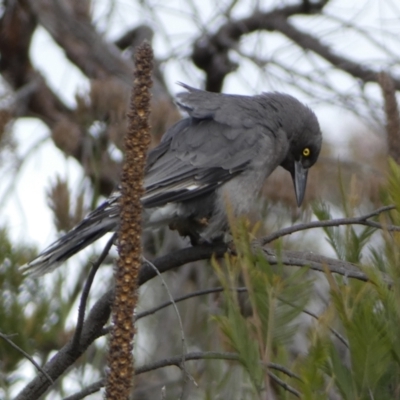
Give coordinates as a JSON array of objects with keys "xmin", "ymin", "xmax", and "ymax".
[{"xmin": 22, "ymin": 83, "xmax": 322, "ymax": 276}]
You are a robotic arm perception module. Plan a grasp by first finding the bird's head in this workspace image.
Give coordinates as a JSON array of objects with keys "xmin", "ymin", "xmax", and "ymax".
[{"xmin": 277, "ymin": 96, "xmax": 322, "ymax": 206}]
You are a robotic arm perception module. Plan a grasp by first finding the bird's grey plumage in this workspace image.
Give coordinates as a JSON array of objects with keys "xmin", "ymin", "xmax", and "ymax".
[{"xmin": 21, "ymin": 83, "xmax": 322, "ymax": 276}]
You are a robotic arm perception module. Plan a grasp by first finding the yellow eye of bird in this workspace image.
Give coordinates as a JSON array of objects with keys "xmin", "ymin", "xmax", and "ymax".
[{"xmin": 302, "ymin": 148, "xmax": 310, "ymax": 157}]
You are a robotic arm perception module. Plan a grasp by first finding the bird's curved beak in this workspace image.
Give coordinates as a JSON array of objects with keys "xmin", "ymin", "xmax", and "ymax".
[{"xmin": 292, "ymin": 160, "xmax": 308, "ymax": 207}]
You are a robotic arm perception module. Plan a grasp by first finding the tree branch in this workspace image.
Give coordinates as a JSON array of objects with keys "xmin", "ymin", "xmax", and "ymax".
[
  {"xmin": 0, "ymin": 1, "xmax": 175, "ymax": 197},
  {"xmin": 192, "ymin": 0, "xmax": 330, "ymax": 91},
  {"xmin": 0, "ymin": 331, "xmax": 54, "ymax": 385},
  {"xmin": 263, "ymin": 248, "xmax": 383, "ymax": 284},
  {"xmin": 378, "ymin": 72, "xmax": 400, "ymax": 164},
  {"xmin": 0, "ymin": 2, "xmax": 121, "ymax": 194},
  {"xmin": 134, "ymin": 286, "xmax": 349, "ymax": 349},
  {"xmin": 14, "ymin": 289, "xmax": 113, "ymax": 400},
  {"xmin": 261, "ymin": 205, "xmax": 397, "ymax": 245},
  {"xmin": 268, "ymin": 15, "xmax": 389, "ymax": 87},
  {"xmin": 64, "ymin": 351, "xmax": 301, "ymax": 400},
  {"xmin": 72, "ymin": 234, "xmax": 116, "ymax": 350},
  {"xmin": 24, "ymin": 0, "xmax": 168, "ymax": 98},
  {"xmin": 14, "ymin": 244, "xmax": 226, "ymax": 400},
  {"xmin": 192, "ymin": 0, "xmax": 400, "ymax": 93}
]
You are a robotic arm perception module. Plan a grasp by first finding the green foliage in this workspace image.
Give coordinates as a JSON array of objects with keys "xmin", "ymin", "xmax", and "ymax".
[
  {"xmin": 326, "ymin": 275, "xmax": 396, "ymax": 399},
  {"xmin": 0, "ymin": 227, "xmax": 82, "ymax": 394},
  {"xmin": 210, "ymin": 161, "xmax": 400, "ymax": 399},
  {"xmin": 387, "ymin": 158, "xmax": 400, "ymax": 220},
  {"xmin": 0, "ymin": 228, "xmax": 41, "ymax": 370},
  {"xmin": 213, "ymin": 219, "xmax": 313, "ymax": 396},
  {"xmin": 5, "ymin": 166, "xmax": 400, "ymax": 399},
  {"xmin": 313, "ymin": 202, "xmax": 375, "ymax": 264}
]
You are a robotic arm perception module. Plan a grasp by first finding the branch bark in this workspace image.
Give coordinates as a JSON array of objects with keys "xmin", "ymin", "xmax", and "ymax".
[
  {"xmin": 0, "ymin": 1, "xmax": 176, "ymax": 196},
  {"xmin": 192, "ymin": 0, "xmax": 330, "ymax": 92},
  {"xmin": 191, "ymin": 0, "xmax": 400, "ymax": 93},
  {"xmin": 261, "ymin": 205, "xmax": 397, "ymax": 245},
  {"xmin": 64, "ymin": 351, "xmax": 301, "ymax": 400}
]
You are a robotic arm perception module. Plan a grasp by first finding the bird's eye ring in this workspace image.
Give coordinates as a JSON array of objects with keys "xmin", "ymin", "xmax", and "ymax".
[{"xmin": 302, "ymin": 148, "xmax": 311, "ymax": 157}]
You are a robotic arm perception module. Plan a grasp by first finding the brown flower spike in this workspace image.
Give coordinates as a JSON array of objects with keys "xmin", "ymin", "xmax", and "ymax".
[{"xmin": 105, "ymin": 42, "xmax": 153, "ymax": 400}]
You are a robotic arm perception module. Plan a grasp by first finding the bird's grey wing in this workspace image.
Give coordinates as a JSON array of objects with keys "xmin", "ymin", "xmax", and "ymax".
[
  {"xmin": 142, "ymin": 113, "xmax": 263, "ymax": 208},
  {"xmin": 175, "ymin": 83, "xmax": 265, "ymax": 130}
]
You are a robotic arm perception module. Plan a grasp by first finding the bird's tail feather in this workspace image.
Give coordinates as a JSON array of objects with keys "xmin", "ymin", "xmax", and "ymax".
[{"xmin": 21, "ymin": 194, "xmax": 119, "ymax": 277}]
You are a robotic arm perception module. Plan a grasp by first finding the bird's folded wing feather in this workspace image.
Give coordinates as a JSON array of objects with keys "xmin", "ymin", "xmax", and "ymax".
[{"xmin": 142, "ymin": 92, "xmax": 264, "ymax": 208}]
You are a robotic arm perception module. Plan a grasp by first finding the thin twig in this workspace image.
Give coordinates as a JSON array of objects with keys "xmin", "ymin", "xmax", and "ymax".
[
  {"xmin": 264, "ymin": 249, "xmax": 373, "ymax": 283},
  {"xmin": 63, "ymin": 380, "xmax": 103, "ymax": 400},
  {"xmin": 72, "ymin": 234, "xmax": 116, "ymax": 349},
  {"xmin": 0, "ymin": 331, "xmax": 54, "ymax": 384},
  {"xmin": 261, "ymin": 205, "xmax": 396, "ymax": 245},
  {"xmin": 134, "ymin": 351, "xmax": 300, "ymax": 380},
  {"xmin": 280, "ymin": 299, "xmax": 349, "ymax": 348},
  {"xmin": 135, "ymin": 286, "xmax": 247, "ymax": 321},
  {"xmin": 102, "ymin": 285, "xmax": 348, "ymax": 350},
  {"xmin": 378, "ymin": 71, "xmax": 400, "ymax": 164},
  {"xmin": 267, "ymin": 362, "xmax": 301, "ymax": 380},
  {"xmin": 64, "ymin": 351, "xmax": 301, "ymax": 400},
  {"xmin": 267, "ymin": 371, "xmax": 300, "ymax": 398},
  {"xmin": 135, "ymin": 285, "xmax": 349, "ymax": 348}
]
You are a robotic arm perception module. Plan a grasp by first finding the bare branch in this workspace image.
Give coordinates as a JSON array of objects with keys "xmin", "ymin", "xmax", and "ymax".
[
  {"xmin": 114, "ymin": 25, "xmax": 154, "ymax": 51},
  {"xmin": 267, "ymin": 371, "xmax": 300, "ymax": 398},
  {"xmin": 378, "ymin": 72, "xmax": 400, "ymax": 163},
  {"xmin": 192, "ymin": 1, "xmax": 330, "ymax": 91},
  {"xmin": 72, "ymin": 234, "xmax": 116, "ymax": 349},
  {"xmin": 63, "ymin": 381, "xmax": 103, "ymax": 400},
  {"xmin": 64, "ymin": 351, "xmax": 301, "ymax": 400},
  {"xmin": 135, "ymin": 286, "xmax": 247, "ymax": 321},
  {"xmin": 269, "ymin": 16, "xmax": 381, "ymax": 86},
  {"xmin": 138, "ymin": 243, "xmax": 228, "ymax": 285},
  {"xmin": 0, "ymin": 2, "xmax": 120, "ymax": 195},
  {"xmin": 264, "ymin": 248, "xmax": 375, "ymax": 284},
  {"xmin": 0, "ymin": 331, "xmax": 54, "ymax": 384},
  {"xmin": 191, "ymin": 0, "xmax": 400, "ymax": 94},
  {"xmin": 12, "ymin": 244, "xmax": 236, "ymax": 399},
  {"xmin": 14, "ymin": 290, "xmax": 113, "ymax": 400},
  {"xmin": 261, "ymin": 205, "xmax": 397, "ymax": 245},
  {"xmin": 26, "ymin": 0, "xmax": 131, "ymax": 83},
  {"xmin": 24, "ymin": 0, "xmax": 168, "ymax": 99},
  {"xmin": 0, "ymin": 2, "xmax": 174, "ymax": 197},
  {"xmin": 134, "ymin": 286, "xmax": 349, "ymax": 349}
]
